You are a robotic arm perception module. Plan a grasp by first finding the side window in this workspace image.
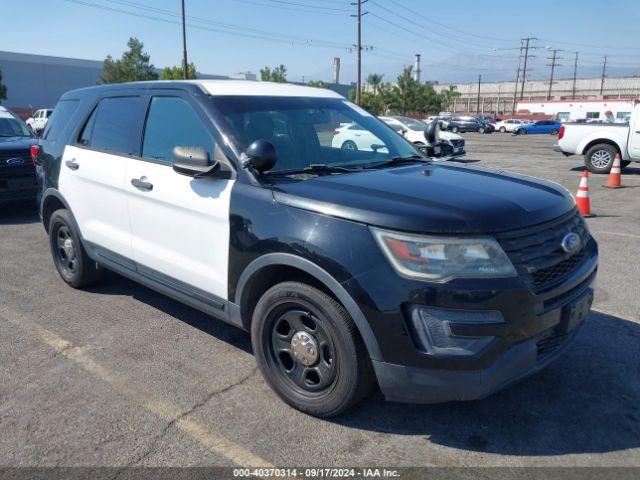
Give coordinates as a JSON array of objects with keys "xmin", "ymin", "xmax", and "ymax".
[
  {"xmin": 78, "ymin": 96, "xmax": 140, "ymax": 154},
  {"xmin": 42, "ymin": 100, "xmax": 79, "ymax": 141},
  {"xmin": 78, "ymin": 106, "xmax": 97, "ymax": 146},
  {"xmin": 142, "ymin": 97, "xmax": 215, "ymax": 163}
]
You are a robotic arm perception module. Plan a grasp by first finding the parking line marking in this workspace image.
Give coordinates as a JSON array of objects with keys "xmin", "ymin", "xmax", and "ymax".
[
  {"xmin": 0, "ymin": 306, "xmax": 273, "ymax": 468},
  {"xmin": 591, "ymin": 230, "xmax": 640, "ymax": 240}
]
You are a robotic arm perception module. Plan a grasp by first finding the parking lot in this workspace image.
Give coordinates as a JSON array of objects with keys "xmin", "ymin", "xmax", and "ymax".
[{"xmin": 1, "ymin": 133, "xmax": 639, "ymax": 469}]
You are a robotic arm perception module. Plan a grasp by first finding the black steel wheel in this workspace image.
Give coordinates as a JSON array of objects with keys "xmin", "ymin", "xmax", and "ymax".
[
  {"xmin": 251, "ymin": 281, "xmax": 374, "ymax": 417},
  {"xmin": 49, "ymin": 209, "xmax": 102, "ymax": 288}
]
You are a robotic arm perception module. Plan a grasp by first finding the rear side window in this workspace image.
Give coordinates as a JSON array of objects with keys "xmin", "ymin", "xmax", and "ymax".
[
  {"xmin": 79, "ymin": 96, "xmax": 139, "ymax": 154},
  {"xmin": 43, "ymin": 100, "xmax": 79, "ymax": 140},
  {"xmin": 142, "ymin": 97, "xmax": 215, "ymax": 163}
]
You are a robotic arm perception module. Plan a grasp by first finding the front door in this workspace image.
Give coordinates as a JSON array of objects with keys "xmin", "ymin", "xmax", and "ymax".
[
  {"xmin": 125, "ymin": 95, "xmax": 234, "ymax": 301},
  {"xmin": 58, "ymin": 95, "xmax": 142, "ymax": 260}
]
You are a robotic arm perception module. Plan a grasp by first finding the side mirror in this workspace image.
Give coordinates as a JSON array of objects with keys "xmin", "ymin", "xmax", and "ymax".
[
  {"xmin": 244, "ymin": 139, "xmax": 277, "ymax": 172},
  {"xmin": 172, "ymin": 146, "xmax": 219, "ymax": 177},
  {"xmin": 425, "ymin": 121, "xmax": 440, "ymax": 144}
]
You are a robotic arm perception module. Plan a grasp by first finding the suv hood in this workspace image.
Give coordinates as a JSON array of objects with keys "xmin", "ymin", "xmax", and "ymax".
[{"xmin": 272, "ymin": 163, "xmax": 574, "ymax": 233}]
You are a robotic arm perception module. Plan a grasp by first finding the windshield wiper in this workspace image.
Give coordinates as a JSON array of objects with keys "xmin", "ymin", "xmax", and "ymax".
[
  {"xmin": 361, "ymin": 154, "xmax": 429, "ymax": 170},
  {"xmin": 269, "ymin": 164, "xmax": 358, "ymax": 176}
]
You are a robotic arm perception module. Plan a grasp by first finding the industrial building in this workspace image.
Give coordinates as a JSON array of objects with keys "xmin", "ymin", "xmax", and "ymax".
[{"xmin": 433, "ymin": 76, "xmax": 640, "ymax": 115}]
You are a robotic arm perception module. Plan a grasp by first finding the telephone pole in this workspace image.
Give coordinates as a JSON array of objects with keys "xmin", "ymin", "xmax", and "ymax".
[
  {"xmin": 519, "ymin": 37, "xmax": 538, "ymax": 101},
  {"xmin": 571, "ymin": 52, "xmax": 579, "ymax": 99},
  {"xmin": 600, "ymin": 56, "xmax": 608, "ymax": 96},
  {"xmin": 181, "ymin": 0, "xmax": 188, "ymax": 79},
  {"xmin": 477, "ymin": 74, "xmax": 482, "ymax": 114},
  {"xmin": 511, "ymin": 40, "xmax": 524, "ymax": 114},
  {"xmin": 351, "ymin": 0, "xmax": 368, "ymax": 105},
  {"xmin": 546, "ymin": 49, "xmax": 562, "ymax": 100}
]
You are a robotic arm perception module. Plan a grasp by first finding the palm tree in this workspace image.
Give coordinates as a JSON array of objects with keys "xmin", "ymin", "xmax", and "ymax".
[
  {"xmin": 367, "ymin": 73, "xmax": 384, "ymax": 95},
  {"xmin": 441, "ymin": 85, "xmax": 460, "ymax": 111}
]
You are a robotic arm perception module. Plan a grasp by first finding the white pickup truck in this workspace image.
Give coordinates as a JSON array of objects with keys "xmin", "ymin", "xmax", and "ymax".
[{"xmin": 554, "ymin": 103, "xmax": 640, "ymax": 173}]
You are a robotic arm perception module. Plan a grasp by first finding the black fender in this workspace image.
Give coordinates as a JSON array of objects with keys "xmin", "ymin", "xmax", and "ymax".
[
  {"xmin": 233, "ymin": 252, "xmax": 383, "ymax": 361},
  {"xmin": 40, "ymin": 188, "xmax": 77, "ymax": 232}
]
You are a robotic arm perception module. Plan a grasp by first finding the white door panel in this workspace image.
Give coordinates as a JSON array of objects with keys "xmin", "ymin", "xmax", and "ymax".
[
  {"xmin": 629, "ymin": 113, "xmax": 640, "ymax": 159},
  {"xmin": 126, "ymin": 160, "xmax": 233, "ymax": 300},
  {"xmin": 59, "ymin": 145, "xmax": 131, "ymax": 258}
]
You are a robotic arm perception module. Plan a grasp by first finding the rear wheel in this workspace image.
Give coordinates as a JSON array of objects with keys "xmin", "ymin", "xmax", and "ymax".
[
  {"xmin": 499, "ymin": 126, "xmax": 506, "ymax": 133},
  {"xmin": 341, "ymin": 140, "xmax": 357, "ymax": 151},
  {"xmin": 478, "ymin": 126, "xmax": 485, "ymax": 134},
  {"xmin": 49, "ymin": 209, "xmax": 102, "ymax": 288},
  {"xmin": 584, "ymin": 143, "xmax": 617, "ymax": 174},
  {"xmin": 451, "ymin": 126, "xmax": 459, "ymax": 133},
  {"xmin": 251, "ymin": 281, "xmax": 374, "ymax": 418}
]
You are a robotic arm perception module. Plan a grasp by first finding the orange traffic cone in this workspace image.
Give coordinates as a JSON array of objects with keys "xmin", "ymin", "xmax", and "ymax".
[
  {"xmin": 576, "ymin": 171, "xmax": 594, "ymax": 217},
  {"xmin": 603, "ymin": 153, "xmax": 625, "ymax": 188}
]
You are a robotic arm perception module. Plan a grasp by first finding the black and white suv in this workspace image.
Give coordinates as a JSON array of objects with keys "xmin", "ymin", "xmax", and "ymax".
[{"xmin": 36, "ymin": 81, "xmax": 597, "ymax": 417}]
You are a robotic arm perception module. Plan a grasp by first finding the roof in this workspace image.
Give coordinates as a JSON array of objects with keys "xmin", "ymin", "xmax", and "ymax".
[{"xmin": 185, "ymin": 80, "xmax": 344, "ymax": 98}]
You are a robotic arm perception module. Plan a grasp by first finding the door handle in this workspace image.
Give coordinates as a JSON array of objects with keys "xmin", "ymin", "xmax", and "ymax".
[
  {"xmin": 131, "ymin": 177, "xmax": 153, "ymax": 191},
  {"xmin": 65, "ymin": 159, "xmax": 79, "ymax": 170}
]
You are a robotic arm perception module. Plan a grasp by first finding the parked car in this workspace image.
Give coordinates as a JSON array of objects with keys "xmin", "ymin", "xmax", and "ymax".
[
  {"xmin": 26, "ymin": 108, "xmax": 53, "ymax": 135},
  {"xmin": 477, "ymin": 115, "xmax": 501, "ymax": 126},
  {"xmin": 0, "ymin": 106, "xmax": 39, "ymax": 204},
  {"xmin": 513, "ymin": 120, "xmax": 561, "ymax": 135},
  {"xmin": 554, "ymin": 103, "xmax": 640, "ymax": 173},
  {"xmin": 331, "ymin": 122, "xmax": 385, "ymax": 152},
  {"xmin": 448, "ymin": 116, "xmax": 494, "ymax": 134},
  {"xmin": 425, "ymin": 115, "xmax": 451, "ymax": 130},
  {"xmin": 36, "ymin": 80, "xmax": 597, "ymax": 417},
  {"xmin": 379, "ymin": 115, "xmax": 466, "ymax": 158},
  {"xmin": 494, "ymin": 119, "xmax": 530, "ymax": 133}
]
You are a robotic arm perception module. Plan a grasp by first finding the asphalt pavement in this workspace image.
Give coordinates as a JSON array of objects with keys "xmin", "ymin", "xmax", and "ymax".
[{"xmin": 0, "ymin": 132, "xmax": 638, "ymax": 471}]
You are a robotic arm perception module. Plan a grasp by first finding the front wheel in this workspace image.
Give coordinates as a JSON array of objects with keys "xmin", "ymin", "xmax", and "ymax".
[
  {"xmin": 584, "ymin": 143, "xmax": 617, "ymax": 174},
  {"xmin": 451, "ymin": 126, "xmax": 459, "ymax": 133},
  {"xmin": 478, "ymin": 127, "xmax": 485, "ymax": 134},
  {"xmin": 251, "ymin": 282, "xmax": 374, "ymax": 418},
  {"xmin": 550, "ymin": 129, "xmax": 558, "ymax": 135},
  {"xmin": 499, "ymin": 126, "xmax": 506, "ymax": 133}
]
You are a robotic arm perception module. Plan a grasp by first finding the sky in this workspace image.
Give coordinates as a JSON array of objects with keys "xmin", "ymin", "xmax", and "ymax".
[{"xmin": 2, "ymin": 0, "xmax": 640, "ymax": 84}]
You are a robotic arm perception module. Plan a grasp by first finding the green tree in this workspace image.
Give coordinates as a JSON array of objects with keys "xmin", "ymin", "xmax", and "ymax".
[
  {"xmin": 101, "ymin": 37, "xmax": 158, "ymax": 84},
  {"xmin": 366, "ymin": 73, "xmax": 384, "ymax": 95},
  {"xmin": 307, "ymin": 80, "xmax": 326, "ymax": 88},
  {"xmin": 389, "ymin": 67, "xmax": 422, "ymax": 115},
  {"xmin": 161, "ymin": 63, "xmax": 197, "ymax": 80},
  {"xmin": 260, "ymin": 64, "xmax": 287, "ymax": 83},
  {"xmin": 440, "ymin": 85, "xmax": 460, "ymax": 111},
  {"xmin": 0, "ymin": 68, "xmax": 7, "ymax": 104}
]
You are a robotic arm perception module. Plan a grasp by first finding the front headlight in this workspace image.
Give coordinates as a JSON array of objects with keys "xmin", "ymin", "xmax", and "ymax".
[{"xmin": 371, "ymin": 228, "xmax": 517, "ymax": 281}]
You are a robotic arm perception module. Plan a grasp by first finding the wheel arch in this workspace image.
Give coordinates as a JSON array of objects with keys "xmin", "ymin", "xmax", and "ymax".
[
  {"xmin": 41, "ymin": 189, "xmax": 74, "ymax": 233},
  {"xmin": 581, "ymin": 138, "xmax": 622, "ymax": 156},
  {"xmin": 234, "ymin": 253, "xmax": 382, "ymax": 361}
]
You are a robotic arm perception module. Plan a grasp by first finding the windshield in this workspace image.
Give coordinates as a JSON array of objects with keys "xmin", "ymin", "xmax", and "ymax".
[
  {"xmin": 395, "ymin": 116, "xmax": 428, "ymax": 131},
  {"xmin": 0, "ymin": 114, "xmax": 32, "ymax": 137},
  {"xmin": 210, "ymin": 96, "xmax": 419, "ymax": 172}
]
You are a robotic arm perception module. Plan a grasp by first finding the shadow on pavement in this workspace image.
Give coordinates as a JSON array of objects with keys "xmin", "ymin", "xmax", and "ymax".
[
  {"xmin": 0, "ymin": 202, "xmax": 39, "ymax": 225},
  {"xmin": 86, "ymin": 271, "xmax": 253, "ymax": 355},
  {"xmin": 571, "ymin": 165, "xmax": 640, "ymax": 176},
  {"xmin": 337, "ymin": 311, "xmax": 640, "ymax": 456}
]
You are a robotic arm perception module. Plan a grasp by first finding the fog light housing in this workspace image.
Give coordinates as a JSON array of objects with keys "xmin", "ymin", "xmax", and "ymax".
[{"xmin": 409, "ymin": 307, "xmax": 505, "ymax": 357}]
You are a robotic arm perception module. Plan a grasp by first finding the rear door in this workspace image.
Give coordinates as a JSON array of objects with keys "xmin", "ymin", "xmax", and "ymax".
[
  {"xmin": 125, "ymin": 92, "xmax": 234, "ymax": 300},
  {"xmin": 627, "ymin": 109, "xmax": 640, "ymax": 159},
  {"xmin": 59, "ymin": 94, "xmax": 143, "ymax": 260}
]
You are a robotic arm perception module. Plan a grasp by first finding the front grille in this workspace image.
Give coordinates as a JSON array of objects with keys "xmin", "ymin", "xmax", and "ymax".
[
  {"xmin": 536, "ymin": 330, "xmax": 570, "ymax": 360},
  {"xmin": 495, "ymin": 210, "xmax": 590, "ymax": 289},
  {"xmin": 450, "ymin": 139, "xmax": 465, "ymax": 148},
  {"xmin": 0, "ymin": 150, "xmax": 34, "ymax": 179}
]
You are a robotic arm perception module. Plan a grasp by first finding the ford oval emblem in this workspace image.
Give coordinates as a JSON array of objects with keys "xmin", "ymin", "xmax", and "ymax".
[
  {"xmin": 6, "ymin": 157, "xmax": 24, "ymax": 166},
  {"xmin": 561, "ymin": 232, "xmax": 581, "ymax": 254}
]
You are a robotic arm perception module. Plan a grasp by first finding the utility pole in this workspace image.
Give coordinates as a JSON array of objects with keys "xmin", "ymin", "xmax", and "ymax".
[
  {"xmin": 477, "ymin": 74, "xmax": 482, "ymax": 114},
  {"xmin": 571, "ymin": 52, "xmax": 579, "ymax": 99},
  {"xmin": 181, "ymin": 0, "xmax": 188, "ymax": 79},
  {"xmin": 511, "ymin": 40, "xmax": 524, "ymax": 114},
  {"xmin": 546, "ymin": 49, "xmax": 562, "ymax": 100},
  {"xmin": 351, "ymin": 0, "xmax": 368, "ymax": 105},
  {"xmin": 600, "ymin": 56, "xmax": 608, "ymax": 96},
  {"xmin": 519, "ymin": 37, "xmax": 538, "ymax": 101}
]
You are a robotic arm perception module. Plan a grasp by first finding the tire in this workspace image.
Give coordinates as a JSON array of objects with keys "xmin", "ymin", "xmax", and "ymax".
[
  {"xmin": 550, "ymin": 129, "xmax": 558, "ymax": 135},
  {"xmin": 519, "ymin": 129, "xmax": 527, "ymax": 135},
  {"xmin": 251, "ymin": 281, "xmax": 375, "ymax": 418},
  {"xmin": 499, "ymin": 126, "xmax": 506, "ymax": 133},
  {"xmin": 49, "ymin": 209, "xmax": 102, "ymax": 288},
  {"xmin": 341, "ymin": 140, "xmax": 358, "ymax": 151},
  {"xmin": 584, "ymin": 143, "xmax": 617, "ymax": 174},
  {"xmin": 478, "ymin": 127, "xmax": 485, "ymax": 134},
  {"xmin": 451, "ymin": 126, "xmax": 459, "ymax": 133}
]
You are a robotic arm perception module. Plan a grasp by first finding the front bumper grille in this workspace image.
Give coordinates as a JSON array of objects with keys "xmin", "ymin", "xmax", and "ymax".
[
  {"xmin": 536, "ymin": 329, "xmax": 570, "ymax": 361},
  {"xmin": 496, "ymin": 210, "xmax": 591, "ymax": 289},
  {"xmin": 450, "ymin": 139, "xmax": 465, "ymax": 148}
]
